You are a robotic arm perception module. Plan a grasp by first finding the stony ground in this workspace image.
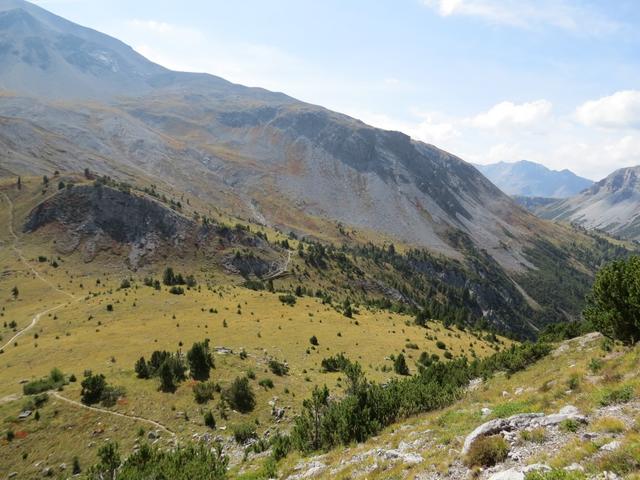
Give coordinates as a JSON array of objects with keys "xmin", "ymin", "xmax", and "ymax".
[{"xmin": 269, "ymin": 334, "xmax": 639, "ymax": 480}]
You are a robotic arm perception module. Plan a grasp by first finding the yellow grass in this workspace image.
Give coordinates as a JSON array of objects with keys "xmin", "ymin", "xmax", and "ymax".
[{"xmin": 0, "ymin": 179, "xmax": 514, "ymax": 478}]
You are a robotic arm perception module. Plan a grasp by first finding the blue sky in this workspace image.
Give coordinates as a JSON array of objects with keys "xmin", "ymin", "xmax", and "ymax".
[{"xmin": 32, "ymin": 0, "xmax": 640, "ymax": 179}]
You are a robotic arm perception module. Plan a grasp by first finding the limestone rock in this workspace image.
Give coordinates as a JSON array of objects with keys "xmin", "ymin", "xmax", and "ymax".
[
  {"xmin": 600, "ymin": 440, "xmax": 621, "ymax": 452},
  {"xmin": 488, "ymin": 469, "xmax": 524, "ymax": 480}
]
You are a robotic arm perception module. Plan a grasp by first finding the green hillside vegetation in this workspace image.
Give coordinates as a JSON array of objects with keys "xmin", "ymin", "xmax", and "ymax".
[
  {"xmin": 1, "ymin": 177, "xmax": 638, "ymax": 480},
  {"xmin": 0, "ymin": 177, "xmax": 518, "ymax": 479}
]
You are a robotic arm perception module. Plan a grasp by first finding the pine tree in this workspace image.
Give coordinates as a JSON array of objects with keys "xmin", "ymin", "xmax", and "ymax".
[
  {"xmin": 163, "ymin": 267, "xmax": 175, "ymax": 286},
  {"xmin": 204, "ymin": 410, "xmax": 216, "ymax": 429},
  {"xmin": 393, "ymin": 353, "xmax": 409, "ymax": 375},
  {"xmin": 135, "ymin": 357, "xmax": 150, "ymax": 379},
  {"xmin": 158, "ymin": 361, "xmax": 176, "ymax": 392},
  {"xmin": 187, "ymin": 340, "xmax": 214, "ymax": 381}
]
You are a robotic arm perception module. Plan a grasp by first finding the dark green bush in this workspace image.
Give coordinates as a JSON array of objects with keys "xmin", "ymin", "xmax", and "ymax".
[
  {"xmin": 224, "ymin": 377, "xmax": 256, "ymax": 413},
  {"xmin": 232, "ymin": 423, "xmax": 257, "ymax": 444},
  {"xmin": 187, "ymin": 340, "xmax": 214, "ymax": 381},
  {"xmin": 394, "ymin": 353, "xmax": 409, "ymax": 375},
  {"xmin": 599, "ymin": 385, "xmax": 634, "ymax": 406},
  {"xmin": 321, "ymin": 353, "xmax": 351, "ymax": 373},
  {"xmin": 90, "ymin": 442, "xmax": 227, "ymax": 479},
  {"xmin": 23, "ymin": 368, "xmax": 67, "ymax": 395},
  {"xmin": 584, "ymin": 255, "xmax": 640, "ymax": 345},
  {"xmin": 193, "ymin": 381, "xmax": 218, "ymax": 404},
  {"xmin": 204, "ymin": 410, "xmax": 216, "ymax": 429},
  {"xmin": 258, "ymin": 378, "xmax": 274, "ymax": 390},
  {"xmin": 278, "ymin": 294, "xmax": 296, "ymax": 306},
  {"xmin": 268, "ymin": 359, "xmax": 289, "ymax": 376},
  {"xmin": 291, "ymin": 341, "xmax": 550, "ymax": 453}
]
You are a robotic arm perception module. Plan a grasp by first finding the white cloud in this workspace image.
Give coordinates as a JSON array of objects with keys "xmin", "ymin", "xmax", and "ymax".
[
  {"xmin": 603, "ymin": 135, "xmax": 640, "ymax": 164},
  {"xmin": 483, "ymin": 143, "xmax": 526, "ymax": 163},
  {"xmin": 126, "ymin": 19, "xmax": 204, "ymax": 42},
  {"xmin": 412, "ymin": 115, "xmax": 460, "ymax": 143},
  {"xmin": 469, "ymin": 100, "xmax": 552, "ymax": 129},
  {"xmin": 344, "ymin": 109, "xmax": 459, "ymax": 145},
  {"xmin": 575, "ymin": 90, "xmax": 640, "ymax": 130},
  {"xmin": 422, "ymin": 0, "xmax": 619, "ymax": 34}
]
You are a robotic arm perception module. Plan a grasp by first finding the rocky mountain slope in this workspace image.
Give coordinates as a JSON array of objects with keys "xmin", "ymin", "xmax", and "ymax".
[
  {"xmin": 476, "ymin": 160, "xmax": 593, "ymax": 198},
  {"xmin": 537, "ymin": 166, "xmax": 640, "ymax": 241},
  {"xmin": 0, "ymin": 0, "xmax": 558, "ymax": 270},
  {"xmin": 0, "ymin": 0, "xmax": 168, "ymax": 99},
  {"xmin": 512, "ymin": 195, "xmax": 559, "ymax": 212},
  {"xmin": 24, "ymin": 181, "xmax": 282, "ymax": 272}
]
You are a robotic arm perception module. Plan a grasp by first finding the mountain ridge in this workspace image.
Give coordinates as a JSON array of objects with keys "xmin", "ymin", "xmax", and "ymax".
[{"xmin": 537, "ymin": 165, "xmax": 640, "ymax": 241}]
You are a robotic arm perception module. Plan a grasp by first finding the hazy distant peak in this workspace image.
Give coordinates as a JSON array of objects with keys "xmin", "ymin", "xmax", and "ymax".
[{"xmin": 476, "ymin": 160, "xmax": 593, "ymax": 198}]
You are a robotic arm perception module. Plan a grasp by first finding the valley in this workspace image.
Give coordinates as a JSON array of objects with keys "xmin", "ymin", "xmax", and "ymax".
[
  {"xmin": 1, "ymin": 1, "xmax": 639, "ymax": 479},
  {"xmin": 0, "ymin": 177, "xmax": 517, "ymax": 479}
]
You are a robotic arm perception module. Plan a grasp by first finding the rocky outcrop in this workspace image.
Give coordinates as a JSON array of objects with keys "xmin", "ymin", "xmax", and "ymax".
[
  {"xmin": 24, "ymin": 184, "xmax": 279, "ymax": 271},
  {"xmin": 462, "ymin": 406, "xmax": 587, "ymax": 456}
]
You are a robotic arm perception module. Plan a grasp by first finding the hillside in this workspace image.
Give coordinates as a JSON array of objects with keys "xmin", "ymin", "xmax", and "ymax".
[
  {"xmin": 0, "ymin": 177, "xmax": 524, "ymax": 479},
  {"xmin": 270, "ymin": 333, "xmax": 640, "ymax": 479},
  {"xmin": 513, "ymin": 196, "xmax": 559, "ymax": 212},
  {"xmin": 537, "ymin": 166, "xmax": 640, "ymax": 241},
  {"xmin": 2, "ymin": 181, "xmax": 637, "ymax": 479},
  {"xmin": 0, "ymin": 1, "xmax": 635, "ymax": 340},
  {"xmin": 476, "ymin": 161, "xmax": 593, "ymax": 199},
  {"xmin": 0, "ymin": 1, "xmax": 596, "ymax": 269}
]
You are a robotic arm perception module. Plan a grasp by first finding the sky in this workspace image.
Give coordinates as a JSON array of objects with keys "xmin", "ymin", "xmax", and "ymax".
[{"xmin": 31, "ymin": 0, "xmax": 640, "ymax": 180}]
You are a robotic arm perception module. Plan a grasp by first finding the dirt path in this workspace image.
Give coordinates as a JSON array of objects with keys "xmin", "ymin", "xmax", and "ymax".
[
  {"xmin": 0, "ymin": 302, "xmax": 67, "ymax": 351},
  {"xmin": 53, "ymin": 392, "xmax": 176, "ymax": 438},
  {"xmin": 0, "ymin": 191, "xmax": 79, "ymax": 351},
  {"xmin": 1, "ymin": 191, "xmax": 77, "ymax": 300},
  {"xmin": 263, "ymin": 249, "xmax": 293, "ymax": 280},
  {"xmin": 2, "ymin": 191, "xmax": 177, "ymax": 438}
]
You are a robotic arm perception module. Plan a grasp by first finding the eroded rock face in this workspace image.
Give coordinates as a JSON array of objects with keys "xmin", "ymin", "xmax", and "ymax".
[
  {"xmin": 25, "ymin": 184, "xmax": 192, "ymax": 243},
  {"xmin": 24, "ymin": 184, "xmax": 277, "ymax": 271}
]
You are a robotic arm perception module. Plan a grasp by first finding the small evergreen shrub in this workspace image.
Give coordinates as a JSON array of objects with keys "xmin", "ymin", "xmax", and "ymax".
[
  {"xmin": 599, "ymin": 385, "xmax": 634, "ymax": 406},
  {"xmin": 204, "ymin": 410, "xmax": 216, "ymax": 429},
  {"xmin": 268, "ymin": 359, "xmax": 289, "ymax": 376},
  {"xmin": 232, "ymin": 423, "xmax": 257, "ymax": 444},
  {"xmin": 464, "ymin": 435, "xmax": 509, "ymax": 467}
]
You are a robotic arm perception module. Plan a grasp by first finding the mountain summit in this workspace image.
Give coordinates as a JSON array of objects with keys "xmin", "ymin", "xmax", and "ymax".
[
  {"xmin": 476, "ymin": 160, "xmax": 593, "ymax": 198},
  {"xmin": 0, "ymin": 0, "xmax": 172, "ymax": 98},
  {"xmin": 538, "ymin": 165, "xmax": 640, "ymax": 240}
]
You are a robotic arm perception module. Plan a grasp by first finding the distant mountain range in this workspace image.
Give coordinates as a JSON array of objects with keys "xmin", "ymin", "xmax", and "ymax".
[
  {"xmin": 536, "ymin": 166, "xmax": 640, "ymax": 241},
  {"xmin": 476, "ymin": 160, "xmax": 593, "ymax": 198}
]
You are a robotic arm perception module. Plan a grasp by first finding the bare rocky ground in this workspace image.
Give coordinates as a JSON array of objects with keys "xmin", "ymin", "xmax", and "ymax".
[{"xmin": 283, "ymin": 401, "xmax": 638, "ymax": 480}]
